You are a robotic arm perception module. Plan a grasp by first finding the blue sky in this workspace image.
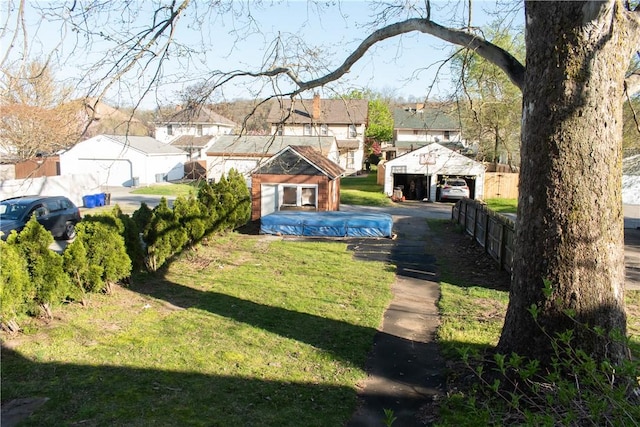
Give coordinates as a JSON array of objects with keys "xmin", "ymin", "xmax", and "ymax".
[{"xmin": 3, "ymin": 1, "xmax": 524, "ymax": 108}]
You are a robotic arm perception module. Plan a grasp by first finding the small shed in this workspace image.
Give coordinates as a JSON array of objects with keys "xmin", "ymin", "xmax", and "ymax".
[
  {"xmin": 383, "ymin": 142, "xmax": 486, "ymax": 201},
  {"xmin": 59, "ymin": 134, "xmax": 187, "ymax": 187},
  {"xmin": 250, "ymin": 145, "xmax": 345, "ymax": 221}
]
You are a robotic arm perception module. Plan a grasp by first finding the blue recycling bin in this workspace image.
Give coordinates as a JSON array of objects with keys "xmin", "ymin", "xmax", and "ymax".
[
  {"xmin": 95, "ymin": 193, "xmax": 106, "ymax": 206},
  {"xmin": 83, "ymin": 194, "xmax": 97, "ymax": 208}
]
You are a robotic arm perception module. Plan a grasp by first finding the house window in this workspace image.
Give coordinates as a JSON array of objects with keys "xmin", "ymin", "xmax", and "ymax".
[
  {"xmin": 276, "ymin": 124, "xmax": 283, "ymax": 136},
  {"xmin": 320, "ymin": 124, "xmax": 328, "ymax": 136},
  {"xmin": 303, "ymin": 123, "xmax": 312, "ymax": 136},
  {"xmin": 197, "ymin": 124, "xmax": 203, "ymax": 136},
  {"xmin": 347, "ymin": 151, "xmax": 355, "ymax": 168},
  {"xmin": 444, "ymin": 131, "xmax": 451, "ymax": 141},
  {"xmin": 348, "ymin": 124, "xmax": 357, "ymax": 138},
  {"xmin": 167, "ymin": 124, "xmax": 173, "ymax": 136},
  {"xmin": 280, "ymin": 185, "xmax": 317, "ymax": 209}
]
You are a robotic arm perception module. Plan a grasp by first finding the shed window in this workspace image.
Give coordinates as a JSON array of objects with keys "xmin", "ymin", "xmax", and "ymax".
[{"xmin": 280, "ymin": 185, "xmax": 317, "ymax": 208}]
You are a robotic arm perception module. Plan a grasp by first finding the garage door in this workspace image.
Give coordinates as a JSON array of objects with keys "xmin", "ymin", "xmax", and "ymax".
[{"xmin": 79, "ymin": 159, "xmax": 133, "ymax": 187}]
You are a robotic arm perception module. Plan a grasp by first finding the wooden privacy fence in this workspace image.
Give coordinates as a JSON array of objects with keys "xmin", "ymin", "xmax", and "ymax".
[
  {"xmin": 483, "ymin": 172, "xmax": 519, "ymax": 199},
  {"xmin": 452, "ymin": 198, "xmax": 516, "ymax": 272}
]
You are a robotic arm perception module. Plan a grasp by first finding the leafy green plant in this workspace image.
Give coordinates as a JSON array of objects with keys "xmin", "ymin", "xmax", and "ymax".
[
  {"xmin": 172, "ymin": 194, "xmax": 207, "ymax": 243},
  {"xmin": 66, "ymin": 214, "xmax": 132, "ymax": 294},
  {"xmin": 6, "ymin": 215, "xmax": 74, "ymax": 318},
  {"xmin": 442, "ymin": 319, "xmax": 640, "ymax": 426},
  {"xmin": 0, "ymin": 240, "xmax": 30, "ymax": 331},
  {"xmin": 144, "ymin": 198, "xmax": 188, "ymax": 271},
  {"xmin": 113, "ymin": 205, "xmax": 146, "ymax": 271},
  {"xmin": 383, "ymin": 408, "xmax": 397, "ymax": 426}
]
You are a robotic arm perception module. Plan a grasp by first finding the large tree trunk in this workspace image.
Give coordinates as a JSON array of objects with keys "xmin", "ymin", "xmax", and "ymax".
[{"xmin": 497, "ymin": 1, "xmax": 634, "ymax": 365}]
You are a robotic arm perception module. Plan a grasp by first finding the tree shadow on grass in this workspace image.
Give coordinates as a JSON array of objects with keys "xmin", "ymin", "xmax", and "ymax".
[
  {"xmin": 130, "ymin": 278, "xmax": 378, "ymax": 370},
  {"xmin": 0, "ymin": 345, "xmax": 356, "ymax": 427}
]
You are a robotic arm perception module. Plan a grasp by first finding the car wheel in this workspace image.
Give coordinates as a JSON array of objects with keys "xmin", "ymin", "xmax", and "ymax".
[{"xmin": 62, "ymin": 221, "xmax": 76, "ymax": 240}]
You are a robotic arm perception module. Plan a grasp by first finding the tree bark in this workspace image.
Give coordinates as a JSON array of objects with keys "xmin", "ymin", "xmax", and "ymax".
[{"xmin": 497, "ymin": 1, "xmax": 637, "ymax": 364}]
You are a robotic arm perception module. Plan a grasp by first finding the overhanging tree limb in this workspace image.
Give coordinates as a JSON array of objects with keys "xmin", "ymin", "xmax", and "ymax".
[{"xmin": 287, "ymin": 18, "xmax": 526, "ymax": 92}]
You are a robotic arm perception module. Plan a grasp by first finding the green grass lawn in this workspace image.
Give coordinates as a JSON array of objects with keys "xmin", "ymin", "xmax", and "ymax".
[
  {"xmin": 1, "ymin": 233, "xmax": 395, "ymax": 426},
  {"xmin": 340, "ymin": 170, "xmax": 391, "ymax": 207},
  {"xmin": 483, "ymin": 198, "xmax": 517, "ymax": 213},
  {"xmin": 130, "ymin": 182, "xmax": 201, "ymax": 197}
]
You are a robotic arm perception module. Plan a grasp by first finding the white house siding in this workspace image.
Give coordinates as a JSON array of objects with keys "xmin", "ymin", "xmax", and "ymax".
[
  {"xmin": 395, "ymin": 129, "xmax": 462, "ymax": 145},
  {"xmin": 155, "ymin": 124, "xmax": 233, "ymax": 144},
  {"xmin": 206, "ymin": 156, "xmax": 263, "ymax": 185},
  {"xmin": 59, "ymin": 135, "xmax": 187, "ymax": 187},
  {"xmin": 383, "ymin": 143, "xmax": 485, "ymax": 201}
]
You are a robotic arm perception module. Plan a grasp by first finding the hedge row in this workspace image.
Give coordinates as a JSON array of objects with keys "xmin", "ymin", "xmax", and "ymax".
[{"xmin": 0, "ymin": 170, "xmax": 251, "ymax": 330}]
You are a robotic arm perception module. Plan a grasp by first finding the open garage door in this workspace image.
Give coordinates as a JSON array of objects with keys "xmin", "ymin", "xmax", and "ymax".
[
  {"xmin": 435, "ymin": 174, "xmax": 477, "ymax": 200},
  {"xmin": 392, "ymin": 173, "xmax": 432, "ymax": 200}
]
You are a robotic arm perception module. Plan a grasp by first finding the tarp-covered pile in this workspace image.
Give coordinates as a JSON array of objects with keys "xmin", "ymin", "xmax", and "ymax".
[{"xmin": 260, "ymin": 211, "xmax": 393, "ymax": 238}]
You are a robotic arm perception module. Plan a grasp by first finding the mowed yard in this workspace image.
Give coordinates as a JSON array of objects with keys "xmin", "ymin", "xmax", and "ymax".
[{"xmin": 1, "ymin": 232, "xmax": 396, "ymax": 426}]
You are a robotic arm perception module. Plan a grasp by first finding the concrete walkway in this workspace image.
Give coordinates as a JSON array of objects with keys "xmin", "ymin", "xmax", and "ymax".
[{"xmin": 345, "ymin": 209, "xmax": 444, "ymax": 427}]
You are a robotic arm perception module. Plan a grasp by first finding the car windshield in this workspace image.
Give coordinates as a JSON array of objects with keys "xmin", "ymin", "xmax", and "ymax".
[{"xmin": 0, "ymin": 202, "xmax": 28, "ymax": 220}]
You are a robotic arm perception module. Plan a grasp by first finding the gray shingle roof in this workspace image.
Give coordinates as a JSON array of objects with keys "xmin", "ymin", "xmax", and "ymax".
[
  {"xmin": 266, "ymin": 98, "xmax": 368, "ymax": 125},
  {"xmin": 158, "ymin": 105, "xmax": 236, "ymax": 126},
  {"xmin": 106, "ymin": 135, "xmax": 186, "ymax": 155},
  {"xmin": 170, "ymin": 135, "xmax": 215, "ymax": 149},
  {"xmin": 393, "ymin": 106, "xmax": 460, "ymax": 130},
  {"xmin": 206, "ymin": 135, "xmax": 336, "ymax": 156}
]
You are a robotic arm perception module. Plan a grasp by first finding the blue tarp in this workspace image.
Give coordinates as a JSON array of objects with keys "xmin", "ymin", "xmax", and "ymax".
[{"xmin": 260, "ymin": 211, "xmax": 394, "ymax": 238}]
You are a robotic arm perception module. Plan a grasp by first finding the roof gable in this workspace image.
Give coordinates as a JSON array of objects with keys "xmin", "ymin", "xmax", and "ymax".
[
  {"xmin": 266, "ymin": 98, "xmax": 368, "ymax": 125},
  {"xmin": 253, "ymin": 145, "xmax": 344, "ymax": 179}
]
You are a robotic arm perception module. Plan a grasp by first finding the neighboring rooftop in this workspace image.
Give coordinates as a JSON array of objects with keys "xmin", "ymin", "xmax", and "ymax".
[
  {"xmin": 158, "ymin": 105, "xmax": 237, "ymax": 127},
  {"xmin": 393, "ymin": 104, "xmax": 461, "ymax": 131},
  {"xmin": 105, "ymin": 135, "xmax": 186, "ymax": 155},
  {"xmin": 266, "ymin": 96, "xmax": 368, "ymax": 125},
  {"xmin": 206, "ymin": 135, "xmax": 337, "ymax": 157}
]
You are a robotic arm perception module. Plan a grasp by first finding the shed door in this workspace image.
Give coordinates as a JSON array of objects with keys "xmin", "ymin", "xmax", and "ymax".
[{"xmin": 261, "ymin": 184, "xmax": 278, "ymax": 217}]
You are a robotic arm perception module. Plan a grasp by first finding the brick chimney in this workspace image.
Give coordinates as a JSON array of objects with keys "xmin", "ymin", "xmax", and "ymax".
[{"xmin": 312, "ymin": 93, "xmax": 321, "ymax": 121}]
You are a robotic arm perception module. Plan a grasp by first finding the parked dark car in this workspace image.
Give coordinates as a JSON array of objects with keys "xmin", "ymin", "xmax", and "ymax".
[{"xmin": 0, "ymin": 195, "xmax": 82, "ymax": 241}]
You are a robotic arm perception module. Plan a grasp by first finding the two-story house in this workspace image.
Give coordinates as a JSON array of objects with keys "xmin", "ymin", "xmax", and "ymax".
[
  {"xmin": 386, "ymin": 104, "xmax": 466, "ymax": 160},
  {"xmin": 266, "ymin": 94, "xmax": 368, "ymax": 175},
  {"xmin": 154, "ymin": 104, "xmax": 236, "ymax": 160}
]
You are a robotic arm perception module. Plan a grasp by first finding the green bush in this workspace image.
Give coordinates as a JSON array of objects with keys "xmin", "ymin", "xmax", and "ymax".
[
  {"xmin": 113, "ymin": 205, "xmax": 146, "ymax": 271},
  {"xmin": 144, "ymin": 198, "xmax": 188, "ymax": 272},
  {"xmin": 65, "ymin": 214, "xmax": 132, "ymax": 293},
  {"xmin": 132, "ymin": 202, "xmax": 153, "ymax": 235},
  {"xmin": 7, "ymin": 216, "xmax": 74, "ymax": 318},
  {"xmin": 0, "ymin": 240, "xmax": 30, "ymax": 329},
  {"xmin": 196, "ymin": 180, "xmax": 219, "ymax": 232},
  {"xmin": 173, "ymin": 194, "xmax": 207, "ymax": 243},
  {"xmin": 441, "ymin": 325, "xmax": 640, "ymax": 426}
]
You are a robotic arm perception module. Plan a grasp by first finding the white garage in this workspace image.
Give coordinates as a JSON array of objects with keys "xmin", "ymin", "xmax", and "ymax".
[
  {"xmin": 60, "ymin": 135, "xmax": 188, "ymax": 187},
  {"xmin": 383, "ymin": 143, "xmax": 485, "ymax": 201}
]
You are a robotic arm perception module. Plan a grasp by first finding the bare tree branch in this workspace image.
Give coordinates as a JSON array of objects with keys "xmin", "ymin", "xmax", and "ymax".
[{"xmin": 280, "ymin": 18, "xmax": 526, "ymax": 93}]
